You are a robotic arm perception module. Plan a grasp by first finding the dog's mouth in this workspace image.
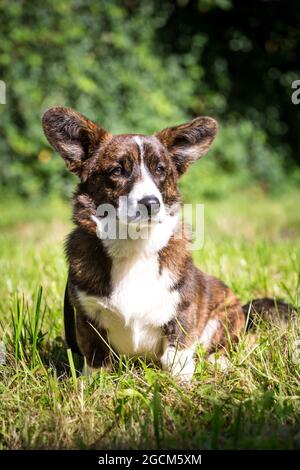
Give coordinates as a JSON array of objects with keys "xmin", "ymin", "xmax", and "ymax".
[
  {"xmin": 116, "ymin": 197, "xmax": 163, "ymax": 226},
  {"xmin": 127, "ymin": 203, "xmax": 161, "ymax": 224},
  {"xmin": 91, "ymin": 200, "xmax": 180, "ymax": 242},
  {"xmin": 91, "ymin": 205, "xmax": 163, "ymax": 238},
  {"xmin": 118, "ymin": 211, "xmax": 162, "ymax": 226}
]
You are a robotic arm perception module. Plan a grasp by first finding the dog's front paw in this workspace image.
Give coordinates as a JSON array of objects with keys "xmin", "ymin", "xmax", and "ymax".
[
  {"xmin": 208, "ymin": 353, "xmax": 231, "ymax": 372},
  {"xmin": 160, "ymin": 345, "xmax": 195, "ymax": 382}
]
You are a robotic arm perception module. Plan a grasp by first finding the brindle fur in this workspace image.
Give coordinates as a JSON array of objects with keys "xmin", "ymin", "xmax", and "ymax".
[{"xmin": 43, "ymin": 107, "xmax": 294, "ymax": 373}]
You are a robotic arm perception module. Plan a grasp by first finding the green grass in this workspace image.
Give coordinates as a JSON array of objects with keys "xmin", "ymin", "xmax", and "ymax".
[{"xmin": 0, "ymin": 186, "xmax": 300, "ymax": 450}]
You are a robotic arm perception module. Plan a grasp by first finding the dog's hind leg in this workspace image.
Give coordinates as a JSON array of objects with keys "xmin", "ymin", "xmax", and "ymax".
[{"xmin": 243, "ymin": 297, "xmax": 297, "ymax": 330}]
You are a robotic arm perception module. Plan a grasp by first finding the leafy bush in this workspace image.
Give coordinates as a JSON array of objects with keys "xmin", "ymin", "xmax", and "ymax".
[
  {"xmin": 0, "ymin": 0, "xmax": 194, "ymax": 196},
  {"xmin": 180, "ymin": 119, "xmax": 286, "ymax": 201},
  {"xmin": 0, "ymin": 0, "xmax": 297, "ymax": 198}
]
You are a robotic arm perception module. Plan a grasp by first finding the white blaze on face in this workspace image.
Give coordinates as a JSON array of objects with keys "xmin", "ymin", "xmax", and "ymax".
[{"xmin": 117, "ymin": 136, "xmax": 166, "ymax": 224}]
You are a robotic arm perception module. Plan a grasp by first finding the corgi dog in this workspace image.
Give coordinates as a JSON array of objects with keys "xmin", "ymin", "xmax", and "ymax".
[{"xmin": 42, "ymin": 107, "xmax": 293, "ymax": 380}]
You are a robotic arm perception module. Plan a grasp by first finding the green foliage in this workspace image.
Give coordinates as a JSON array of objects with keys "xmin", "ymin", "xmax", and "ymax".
[
  {"xmin": 180, "ymin": 119, "xmax": 286, "ymax": 202},
  {"xmin": 0, "ymin": 0, "xmax": 299, "ymax": 197},
  {"xmin": 0, "ymin": 193, "xmax": 300, "ymax": 449},
  {"xmin": 0, "ymin": 0, "xmax": 193, "ymax": 196}
]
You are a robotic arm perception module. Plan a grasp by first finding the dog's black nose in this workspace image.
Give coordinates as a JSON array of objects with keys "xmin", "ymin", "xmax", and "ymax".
[{"xmin": 138, "ymin": 196, "xmax": 160, "ymax": 217}]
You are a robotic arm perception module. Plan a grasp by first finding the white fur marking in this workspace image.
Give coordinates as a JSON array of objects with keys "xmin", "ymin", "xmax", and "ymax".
[
  {"xmin": 199, "ymin": 319, "xmax": 220, "ymax": 349},
  {"xmin": 133, "ymin": 135, "xmax": 143, "ymax": 156},
  {"xmin": 160, "ymin": 345, "xmax": 196, "ymax": 381},
  {"xmin": 77, "ymin": 257, "xmax": 179, "ymax": 358},
  {"xmin": 117, "ymin": 136, "xmax": 166, "ymax": 224},
  {"xmin": 208, "ymin": 353, "xmax": 231, "ymax": 371},
  {"xmin": 85, "ymin": 135, "xmax": 184, "ymax": 366},
  {"xmin": 102, "ymin": 211, "xmax": 179, "ymax": 257}
]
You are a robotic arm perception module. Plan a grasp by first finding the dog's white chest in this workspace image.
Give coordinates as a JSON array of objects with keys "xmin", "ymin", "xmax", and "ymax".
[{"xmin": 77, "ymin": 255, "xmax": 179, "ymax": 357}]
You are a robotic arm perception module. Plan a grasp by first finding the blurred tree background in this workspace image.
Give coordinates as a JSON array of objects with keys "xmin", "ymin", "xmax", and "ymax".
[{"xmin": 0, "ymin": 0, "xmax": 299, "ymax": 198}]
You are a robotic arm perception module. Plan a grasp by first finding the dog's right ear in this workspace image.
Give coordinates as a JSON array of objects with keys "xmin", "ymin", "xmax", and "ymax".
[{"xmin": 42, "ymin": 107, "xmax": 111, "ymax": 180}]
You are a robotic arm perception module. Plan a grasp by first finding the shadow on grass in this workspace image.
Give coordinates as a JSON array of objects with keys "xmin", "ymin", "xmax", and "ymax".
[{"xmin": 41, "ymin": 336, "xmax": 84, "ymax": 376}]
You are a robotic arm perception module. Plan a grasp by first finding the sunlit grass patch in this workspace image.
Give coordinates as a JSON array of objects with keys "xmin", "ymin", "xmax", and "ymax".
[{"xmin": 0, "ymin": 189, "xmax": 300, "ymax": 449}]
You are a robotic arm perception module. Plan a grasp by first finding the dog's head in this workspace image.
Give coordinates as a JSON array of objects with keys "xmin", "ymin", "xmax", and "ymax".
[{"xmin": 42, "ymin": 107, "xmax": 218, "ymax": 237}]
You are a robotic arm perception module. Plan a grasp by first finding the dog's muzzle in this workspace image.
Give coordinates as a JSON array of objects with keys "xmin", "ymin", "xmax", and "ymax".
[{"xmin": 137, "ymin": 196, "xmax": 161, "ymax": 220}]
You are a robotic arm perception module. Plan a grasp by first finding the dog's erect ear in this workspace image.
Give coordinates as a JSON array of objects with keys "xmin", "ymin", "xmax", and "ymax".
[
  {"xmin": 155, "ymin": 117, "xmax": 218, "ymax": 175},
  {"xmin": 42, "ymin": 107, "xmax": 111, "ymax": 180}
]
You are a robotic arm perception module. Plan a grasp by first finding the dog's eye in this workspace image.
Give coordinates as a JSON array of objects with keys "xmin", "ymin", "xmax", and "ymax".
[
  {"xmin": 109, "ymin": 166, "xmax": 122, "ymax": 177},
  {"xmin": 156, "ymin": 164, "xmax": 165, "ymax": 175}
]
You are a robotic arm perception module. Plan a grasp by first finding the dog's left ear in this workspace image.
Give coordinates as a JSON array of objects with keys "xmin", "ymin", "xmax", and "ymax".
[{"xmin": 156, "ymin": 116, "xmax": 218, "ymax": 175}]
